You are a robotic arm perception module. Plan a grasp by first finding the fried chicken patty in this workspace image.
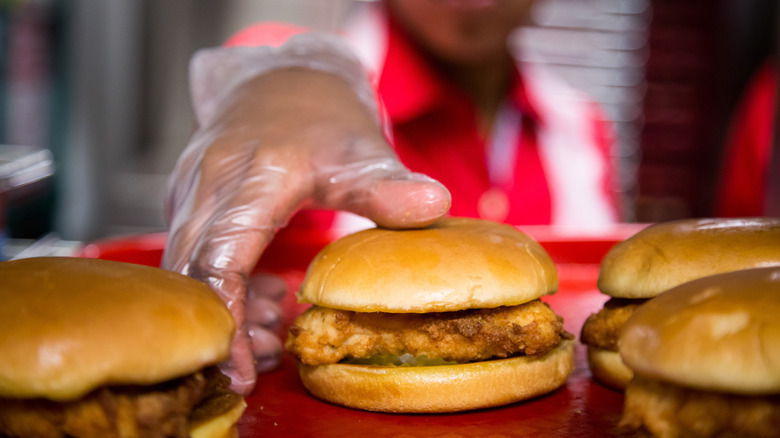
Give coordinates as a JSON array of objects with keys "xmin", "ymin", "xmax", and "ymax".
[
  {"xmin": 580, "ymin": 298, "xmax": 647, "ymax": 351},
  {"xmin": 620, "ymin": 376, "xmax": 780, "ymax": 438},
  {"xmin": 0, "ymin": 367, "xmax": 239, "ymax": 438},
  {"xmin": 285, "ymin": 299, "xmax": 572, "ymax": 366}
]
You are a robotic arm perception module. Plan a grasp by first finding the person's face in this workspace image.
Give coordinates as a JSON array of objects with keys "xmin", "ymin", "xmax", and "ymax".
[{"xmin": 387, "ymin": 0, "xmax": 536, "ymax": 66}]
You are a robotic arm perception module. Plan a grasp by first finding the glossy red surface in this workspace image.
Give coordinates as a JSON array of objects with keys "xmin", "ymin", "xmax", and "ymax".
[{"xmin": 80, "ymin": 224, "xmax": 646, "ymax": 437}]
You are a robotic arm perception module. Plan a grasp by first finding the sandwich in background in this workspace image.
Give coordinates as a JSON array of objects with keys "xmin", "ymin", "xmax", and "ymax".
[
  {"xmin": 0, "ymin": 257, "xmax": 246, "ymax": 438},
  {"xmin": 580, "ymin": 217, "xmax": 780, "ymax": 391},
  {"xmin": 618, "ymin": 267, "xmax": 780, "ymax": 437},
  {"xmin": 284, "ymin": 217, "xmax": 575, "ymax": 413}
]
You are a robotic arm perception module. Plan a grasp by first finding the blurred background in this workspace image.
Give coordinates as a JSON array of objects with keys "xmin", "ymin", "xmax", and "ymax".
[{"xmin": 0, "ymin": 0, "xmax": 776, "ymax": 246}]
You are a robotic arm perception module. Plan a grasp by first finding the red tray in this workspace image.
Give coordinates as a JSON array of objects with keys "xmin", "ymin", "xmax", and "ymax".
[{"xmin": 79, "ymin": 224, "xmax": 646, "ymax": 437}]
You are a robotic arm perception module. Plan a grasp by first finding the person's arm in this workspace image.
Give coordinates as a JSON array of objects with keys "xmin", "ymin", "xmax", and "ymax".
[{"xmin": 162, "ymin": 33, "xmax": 451, "ymax": 395}]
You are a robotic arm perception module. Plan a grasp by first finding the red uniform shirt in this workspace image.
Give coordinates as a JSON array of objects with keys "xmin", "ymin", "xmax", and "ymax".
[
  {"xmin": 377, "ymin": 16, "xmax": 551, "ymax": 224},
  {"xmin": 716, "ymin": 59, "xmax": 776, "ymax": 216}
]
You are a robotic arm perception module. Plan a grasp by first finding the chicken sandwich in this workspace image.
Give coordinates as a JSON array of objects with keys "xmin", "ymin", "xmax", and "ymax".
[
  {"xmin": 285, "ymin": 217, "xmax": 574, "ymax": 413},
  {"xmin": 0, "ymin": 257, "xmax": 245, "ymax": 438}
]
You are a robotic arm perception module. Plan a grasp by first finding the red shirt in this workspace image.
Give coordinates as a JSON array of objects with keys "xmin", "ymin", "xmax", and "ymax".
[
  {"xmin": 716, "ymin": 60, "xmax": 775, "ymax": 216},
  {"xmin": 377, "ymin": 16, "xmax": 551, "ymax": 224}
]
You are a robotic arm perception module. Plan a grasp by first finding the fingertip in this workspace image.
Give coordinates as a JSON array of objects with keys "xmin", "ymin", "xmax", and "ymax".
[
  {"xmin": 222, "ymin": 331, "xmax": 258, "ymax": 395},
  {"xmin": 247, "ymin": 274, "xmax": 289, "ymax": 300},
  {"xmin": 247, "ymin": 326, "xmax": 283, "ymax": 373},
  {"xmin": 368, "ymin": 176, "xmax": 451, "ymax": 229},
  {"xmin": 245, "ymin": 297, "xmax": 283, "ymax": 330}
]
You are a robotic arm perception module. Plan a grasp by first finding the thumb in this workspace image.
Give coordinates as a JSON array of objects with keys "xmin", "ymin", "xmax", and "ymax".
[{"xmin": 331, "ymin": 171, "xmax": 452, "ymax": 229}]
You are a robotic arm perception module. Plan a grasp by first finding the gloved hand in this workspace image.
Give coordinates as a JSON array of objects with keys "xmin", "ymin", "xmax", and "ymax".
[{"xmin": 162, "ymin": 36, "xmax": 451, "ymax": 395}]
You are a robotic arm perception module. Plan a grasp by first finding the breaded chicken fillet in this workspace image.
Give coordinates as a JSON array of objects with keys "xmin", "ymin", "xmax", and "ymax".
[
  {"xmin": 286, "ymin": 299, "xmax": 572, "ymax": 366},
  {"xmin": 580, "ymin": 298, "xmax": 647, "ymax": 352}
]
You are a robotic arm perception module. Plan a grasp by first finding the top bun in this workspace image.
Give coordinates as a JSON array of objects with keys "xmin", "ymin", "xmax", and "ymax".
[
  {"xmin": 0, "ymin": 257, "xmax": 235, "ymax": 401},
  {"xmin": 598, "ymin": 217, "xmax": 780, "ymax": 298},
  {"xmin": 297, "ymin": 217, "xmax": 557, "ymax": 313},
  {"xmin": 619, "ymin": 267, "xmax": 780, "ymax": 395}
]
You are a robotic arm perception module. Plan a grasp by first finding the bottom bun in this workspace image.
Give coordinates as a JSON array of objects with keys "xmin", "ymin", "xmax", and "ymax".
[
  {"xmin": 190, "ymin": 398, "xmax": 247, "ymax": 438},
  {"xmin": 298, "ymin": 340, "xmax": 574, "ymax": 413},
  {"xmin": 587, "ymin": 347, "xmax": 633, "ymax": 391}
]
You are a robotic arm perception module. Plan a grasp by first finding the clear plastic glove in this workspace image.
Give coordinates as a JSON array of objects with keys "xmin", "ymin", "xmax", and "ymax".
[{"xmin": 162, "ymin": 36, "xmax": 451, "ymax": 395}]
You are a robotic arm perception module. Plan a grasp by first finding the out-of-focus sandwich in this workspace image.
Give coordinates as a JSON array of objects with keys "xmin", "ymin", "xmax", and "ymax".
[
  {"xmin": 580, "ymin": 217, "xmax": 780, "ymax": 390},
  {"xmin": 0, "ymin": 257, "xmax": 245, "ymax": 438},
  {"xmin": 618, "ymin": 267, "xmax": 780, "ymax": 437}
]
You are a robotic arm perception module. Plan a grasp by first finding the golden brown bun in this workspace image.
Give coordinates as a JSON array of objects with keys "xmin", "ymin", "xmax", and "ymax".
[
  {"xmin": 619, "ymin": 267, "xmax": 780, "ymax": 395},
  {"xmin": 586, "ymin": 347, "xmax": 633, "ymax": 391},
  {"xmin": 0, "ymin": 257, "xmax": 235, "ymax": 401},
  {"xmin": 598, "ymin": 217, "xmax": 780, "ymax": 298},
  {"xmin": 298, "ymin": 217, "xmax": 557, "ymax": 312},
  {"xmin": 298, "ymin": 340, "xmax": 574, "ymax": 413}
]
